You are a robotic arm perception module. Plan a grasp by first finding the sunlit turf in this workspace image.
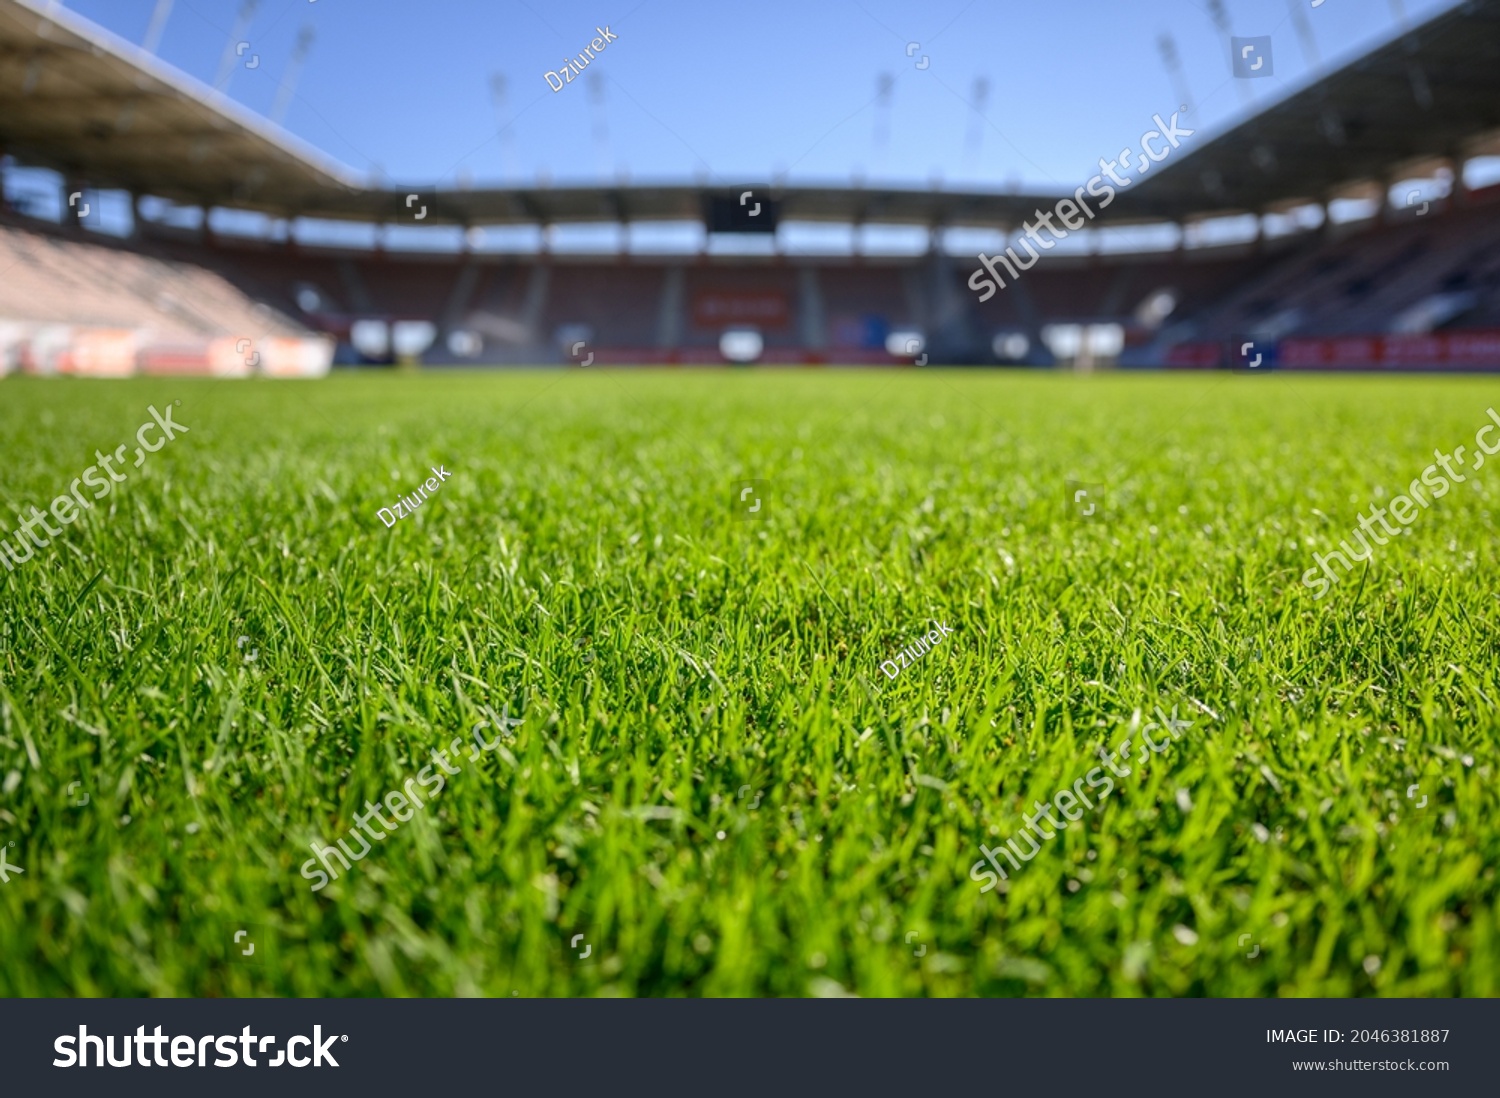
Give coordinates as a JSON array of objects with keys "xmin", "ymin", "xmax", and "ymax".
[{"xmin": 0, "ymin": 368, "xmax": 1497, "ymax": 997}]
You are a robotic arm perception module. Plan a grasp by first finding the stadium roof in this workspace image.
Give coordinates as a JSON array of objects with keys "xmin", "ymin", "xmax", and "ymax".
[
  {"xmin": 0, "ymin": 0, "xmax": 361, "ymax": 208},
  {"xmin": 1116, "ymin": 0, "xmax": 1500, "ymax": 220},
  {"xmin": 0, "ymin": 0, "xmax": 1064, "ymax": 228},
  {"xmin": 282, "ymin": 179, "xmax": 1071, "ymax": 230},
  {"xmin": 2, "ymin": 0, "xmax": 1499, "ymax": 230}
]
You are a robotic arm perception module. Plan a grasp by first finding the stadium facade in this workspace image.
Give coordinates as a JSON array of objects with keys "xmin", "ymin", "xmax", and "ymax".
[{"xmin": 2, "ymin": 0, "xmax": 1499, "ymax": 376}]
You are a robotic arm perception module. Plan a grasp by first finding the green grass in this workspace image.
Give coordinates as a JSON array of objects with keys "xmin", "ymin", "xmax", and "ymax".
[{"xmin": 1, "ymin": 369, "xmax": 1497, "ymax": 997}]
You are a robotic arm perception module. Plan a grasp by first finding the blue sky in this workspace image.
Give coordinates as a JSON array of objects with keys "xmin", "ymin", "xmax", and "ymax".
[{"xmin": 57, "ymin": 0, "xmax": 1452, "ymax": 193}]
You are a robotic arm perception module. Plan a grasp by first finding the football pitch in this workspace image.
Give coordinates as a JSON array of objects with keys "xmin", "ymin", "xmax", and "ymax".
[{"xmin": 1, "ymin": 369, "xmax": 1497, "ymax": 997}]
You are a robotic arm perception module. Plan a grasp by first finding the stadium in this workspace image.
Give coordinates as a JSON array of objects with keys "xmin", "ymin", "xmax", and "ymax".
[
  {"xmin": 2, "ymin": 0, "xmax": 1500, "ymax": 1012},
  {"xmin": 3, "ymin": 0, "xmax": 1499, "ymax": 373}
]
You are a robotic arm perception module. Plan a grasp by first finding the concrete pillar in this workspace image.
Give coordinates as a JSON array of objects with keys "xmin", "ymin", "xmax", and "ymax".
[
  {"xmin": 1381, "ymin": 176, "xmax": 1403, "ymax": 224},
  {"xmin": 64, "ymin": 179, "xmax": 87, "ymax": 228},
  {"xmin": 520, "ymin": 263, "xmax": 551, "ymax": 354},
  {"xmin": 1314, "ymin": 200, "xmax": 1333, "ymax": 240},
  {"xmin": 797, "ymin": 266, "xmax": 825, "ymax": 352},
  {"xmin": 1446, "ymin": 152, "xmax": 1469, "ymax": 210},
  {"xmin": 924, "ymin": 247, "xmax": 984, "ymax": 363},
  {"xmin": 656, "ymin": 265, "xmax": 684, "ymax": 351}
]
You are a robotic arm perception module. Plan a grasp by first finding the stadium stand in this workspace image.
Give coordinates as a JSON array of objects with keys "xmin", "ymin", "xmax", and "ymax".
[
  {"xmin": 0, "ymin": 213, "xmax": 330, "ymax": 376},
  {"xmin": 1155, "ymin": 185, "xmax": 1500, "ymax": 367},
  {"xmin": 542, "ymin": 263, "xmax": 666, "ymax": 352},
  {"xmin": 1, "ymin": 0, "xmax": 1498, "ymax": 372}
]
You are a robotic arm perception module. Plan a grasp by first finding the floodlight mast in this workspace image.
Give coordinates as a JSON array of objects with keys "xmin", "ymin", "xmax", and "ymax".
[
  {"xmin": 142, "ymin": 0, "xmax": 173, "ymax": 55},
  {"xmin": 214, "ymin": 0, "xmax": 260, "ymax": 94},
  {"xmin": 1156, "ymin": 34, "xmax": 1195, "ymax": 119},
  {"xmin": 489, "ymin": 74, "xmax": 519, "ymax": 186},
  {"xmin": 271, "ymin": 25, "xmax": 315, "ymax": 126}
]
